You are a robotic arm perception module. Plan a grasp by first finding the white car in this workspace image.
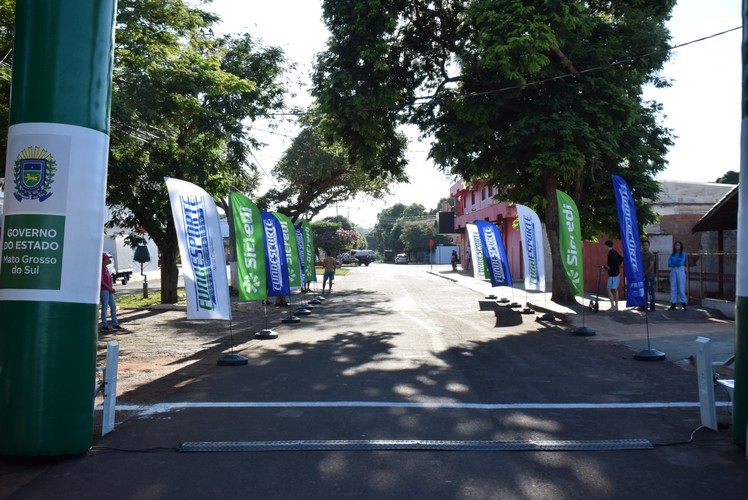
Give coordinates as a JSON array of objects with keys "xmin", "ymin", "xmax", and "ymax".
[{"xmin": 394, "ymin": 253, "xmax": 408, "ymax": 264}]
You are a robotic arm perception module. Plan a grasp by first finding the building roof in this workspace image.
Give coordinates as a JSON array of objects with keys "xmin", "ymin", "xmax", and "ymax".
[{"xmin": 691, "ymin": 184, "xmax": 738, "ymax": 233}]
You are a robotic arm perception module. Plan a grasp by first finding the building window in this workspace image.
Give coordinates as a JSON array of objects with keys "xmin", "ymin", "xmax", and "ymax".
[
  {"xmin": 462, "ymin": 195, "xmax": 466, "ymax": 208},
  {"xmin": 488, "ymin": 186, "xmax": 493, "ymax": 197},
  {"xmin": 482, "ymin": 188, "xmax": 487, "ymax": 200},
  {"xmin": 471, "ymin": 191, "xmax": 475, "ymax": 205}
]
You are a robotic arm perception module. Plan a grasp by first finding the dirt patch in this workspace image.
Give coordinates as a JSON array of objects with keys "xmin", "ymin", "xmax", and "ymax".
[{"xmin": 95, "ymin": 299, "xmax": 292, "ymax": 405}]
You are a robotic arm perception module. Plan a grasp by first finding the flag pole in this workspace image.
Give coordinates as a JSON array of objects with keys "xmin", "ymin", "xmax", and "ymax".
[
  {"xmin": 294, "ymin": 289, "xmax": 313, "ymax": 316},
  {"xmin": 573, "ymin": 251, "xmax": 595, "ymax": 336},
  {"xmin": 255, "ymin": 301, "xmax": 279, "ymax": 339},
  {"xmin": 633, "ymin": 310, "xmax": 665, "ymax": 361},
  {"xmin": 610, "ymin": 175, "xmax": 665, "ymax": 362},
  {"xmin": 216, "ymin": 192, "xmax": 247, "ymax": 364},
  {"xmin": 282, "ymin": 291, "xmax": 302, "ymax": 323},
  {"xmin": 217, "ymin": 318, "xmax": 248, "ymax": 366},
  {"xmin": 539, "ymin": 292, "xmax": 555, "ymax": 321}
]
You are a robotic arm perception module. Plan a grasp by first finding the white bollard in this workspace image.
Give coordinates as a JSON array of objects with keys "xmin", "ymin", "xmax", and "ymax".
[
  {"xmin": 102, "ymin": 341, "xmax": 119, "ymax": 436},
  {"xmin": 695, "ymin": 336, "xmax": 718, "ymax": 432}
]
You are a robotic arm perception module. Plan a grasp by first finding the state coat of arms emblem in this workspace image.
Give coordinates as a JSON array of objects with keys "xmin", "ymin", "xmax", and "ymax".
[{"xmin": 13, "ymin": 146, "xmax": 56, "ymax": 202}]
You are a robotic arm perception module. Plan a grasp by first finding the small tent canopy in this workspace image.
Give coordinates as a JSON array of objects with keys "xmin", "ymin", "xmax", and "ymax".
[{"xmin": 692, "ymin": 184, "xmax": 738, "ymax": 233}]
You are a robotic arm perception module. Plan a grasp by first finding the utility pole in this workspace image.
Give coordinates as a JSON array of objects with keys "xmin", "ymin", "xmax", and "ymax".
[{"xmin": 734, "ymin": 0, "xmax": 748, "ymax": 447}]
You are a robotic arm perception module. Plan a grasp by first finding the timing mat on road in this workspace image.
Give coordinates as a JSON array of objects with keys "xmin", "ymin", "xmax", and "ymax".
[{"xmin": 177, "ymin": 438, "xmax": 654, "ymax": 453}]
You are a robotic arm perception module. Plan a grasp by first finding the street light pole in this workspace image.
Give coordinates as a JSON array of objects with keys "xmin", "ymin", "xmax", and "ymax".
[{"xmin": 733, "ymin": 0, "xmax": 748, "ymax": 447}]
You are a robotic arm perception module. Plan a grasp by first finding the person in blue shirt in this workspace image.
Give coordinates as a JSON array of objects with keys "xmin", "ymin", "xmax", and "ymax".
[{"xmin": 668, "ymin": 240, "xmax": 687, "ymax": 310}]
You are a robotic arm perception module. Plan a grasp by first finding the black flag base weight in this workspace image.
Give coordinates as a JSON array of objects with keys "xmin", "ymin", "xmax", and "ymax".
[
  {"xmin": 255, "ymin": 328, "xmax": 279, "ymax": 340},
  {"xmin": 217, "ymin": 353, "xmax": 249, "ymax": 366},
  {"xmin": 634, "ymin": 348, "xmax": 666, "ymax": 361},
  {"xmin": 540, "ymin": 313, "xmax": 555, "ymax": 321},
  {"xmin": 572, "ymin": 326, "xmax": 596, "ymax": 336},
  {"xmin": 282, "ymin": 315, "xmax": 301, "ymax": 324}
]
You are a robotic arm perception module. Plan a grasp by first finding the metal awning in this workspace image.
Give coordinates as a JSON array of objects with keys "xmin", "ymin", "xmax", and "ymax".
[{"xmin": 692, "ymin": 184, "xmax": 738, "ymax": 233}]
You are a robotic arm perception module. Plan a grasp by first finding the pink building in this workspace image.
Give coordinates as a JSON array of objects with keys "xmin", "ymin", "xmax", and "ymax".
[
  {"xmin": 449, "ymin": 180, "xmax": 522, "ymax": 278},
  {"xmin": 449, "ymin": 180, "xmax": 624, "ymax": 294}
]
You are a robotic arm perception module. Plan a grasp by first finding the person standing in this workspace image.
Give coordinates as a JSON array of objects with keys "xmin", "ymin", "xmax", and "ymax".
[
  {"xmin": 640, "ymin": 239, "xmax": 656, "ymax": 311},
  {"xmin": 603, "ymin": 240, "xmax": 623, "ymax": 312},
  {"xmin": 464, "ymin": 249, "xmax": 471, "ymax": 271},
  {"xmin": 450, "ymin": 250, "xmax": 457, "ymax": 271},
  {"xmin": 322, "ymin": 251, "xmax": 337, "ymax": 294},
  {"xmin": 100, "ymin": 253, "xmax": 123, "ymax": 331},
  {"xmin": 668, "ymin": 240, "xmax": 688, "ymax": 310}
]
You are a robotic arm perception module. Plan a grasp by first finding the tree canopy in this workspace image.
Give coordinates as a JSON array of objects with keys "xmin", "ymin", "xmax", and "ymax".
[
  {"xmin": 311, "ymin": 216, "xmax": 364, "ymax": 256},
  {"xmin": 314, "ymin": 0, "xmax": 675, "ymax": 301},
  {"xmin": 107, "ymin": 0, "xmax": 290, "ymax": 302},
  {"xmin": 715, "ymin": 170, "xmax": 739, "ymax": 184},
  {"xmin": 367, "ymin": 202, "xmax": 448, "ymax": 255},
  {"xmin": 257, "ymin": 120, "xmax": 393, "ymax": 222},
  {"xmin": 400, "ymin": 223, "xmax": 451, "ymax": 255}
]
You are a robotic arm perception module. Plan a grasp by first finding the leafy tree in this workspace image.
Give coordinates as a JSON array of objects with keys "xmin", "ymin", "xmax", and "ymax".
[
  {"xmin": 430, "ymin": 197, "xmax": 454, "ymax": 215},
  {"xmin": 715, "ymin": 171, "xmax": 739, "ymax": 184},
  {"xmin": 368, "ymin": 203, "xmax": 406, "ymax": 253},
  {"xmin": 400, "ymin": 222, "xmax": 450, "ymax": 253},
  {"xmin": 312, "ymin": 2, "xmax": 410, "ymax": 182},
  {"xmin": 311, "ymin": 219, "xmax": 362, "ymax": 256},
  {"xmin": 107, "ymin": 0, "xmax": 288, "ymax": 303},
  {"xmin": 257, "ymin": 121, "xmax": 393, "ymax": 222},
  {"xmin": 368, "ymin": 202, "xmax": 431, "ymax": 254},
  {"xmin": 322, "ymin": 215, "xmax": 355, "ymax": 231},
  {"xmin": 314, "ymin": 0, "xmax": 674, "ymax": 302}
]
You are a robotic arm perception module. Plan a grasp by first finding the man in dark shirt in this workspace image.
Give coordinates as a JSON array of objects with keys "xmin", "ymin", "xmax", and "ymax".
[{"xmin": 604, "ymin": 240, "xmax": 623, "ymax": 312}]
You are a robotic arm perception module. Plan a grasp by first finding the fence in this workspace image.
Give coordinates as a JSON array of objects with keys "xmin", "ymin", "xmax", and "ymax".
[{"xmin": 654, "ymin": 252, "xmax": 736, "ymax": 304}]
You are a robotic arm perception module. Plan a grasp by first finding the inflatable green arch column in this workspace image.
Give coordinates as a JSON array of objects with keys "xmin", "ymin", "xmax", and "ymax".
[{"xmin": 0, "ymin": 0, "xmax": 117, "ymax": 456}]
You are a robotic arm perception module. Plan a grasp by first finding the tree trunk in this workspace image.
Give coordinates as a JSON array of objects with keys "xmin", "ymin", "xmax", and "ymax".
[
  {"xmin": 159, "ymin": 243, "xmax": 180, "ymax": 304},
  {"xmin": 545, "ymin": 176, "xmax": 577, "ymax": 304},
  {"xmin": 158, "ymin": 216, "xmax": 181, "ymax": 304}
]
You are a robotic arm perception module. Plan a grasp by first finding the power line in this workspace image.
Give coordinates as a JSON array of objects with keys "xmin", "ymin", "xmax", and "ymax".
[
  {"xmin": 254, "ymin": 25, "xmax": 743, "ymax": 118},
  {"xmin": 461, "ymin": 26, "xmax": 743, "ymax": 100},
  {"xmin": 249, "ymin": 150, "xmax": 279, "ymax": 189}
]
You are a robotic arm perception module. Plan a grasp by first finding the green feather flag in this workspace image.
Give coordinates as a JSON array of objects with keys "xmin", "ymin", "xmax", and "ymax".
[
  {"xmin": 230, "ymin": 192, "xmax": 267, "ymax": 301},
  {"xmin": 556, "ymin": 190, "xmax": 584, "ymax": 296}
]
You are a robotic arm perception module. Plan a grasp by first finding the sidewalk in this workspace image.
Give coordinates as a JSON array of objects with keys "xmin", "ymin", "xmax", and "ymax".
[{"xmin": 427, "ymin": 264, "xmax": 736, "ymax": 372}]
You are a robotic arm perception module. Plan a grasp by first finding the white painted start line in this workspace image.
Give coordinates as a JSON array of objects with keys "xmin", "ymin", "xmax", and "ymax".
[{"xmin": 95, "ymin": 400, "xmax": 732, "ymax": 416}]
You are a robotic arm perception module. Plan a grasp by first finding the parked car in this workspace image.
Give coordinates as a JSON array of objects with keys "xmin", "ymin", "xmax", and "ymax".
[
  {"xmin": 352, "ymin": 249, "xmax": 375, "ymax": 266},
  {"xmin": 395, "ymin": 253, "xmax": 408, "ymax": 264},
  {"xmin": 337, "ymin": 252, "xmax": 355, "ymax": 265}
]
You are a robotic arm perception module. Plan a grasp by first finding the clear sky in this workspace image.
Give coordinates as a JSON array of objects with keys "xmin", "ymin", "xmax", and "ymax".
[{"xmin": 206, "ymin": 0, "xmax": 743, "ymax": 227}]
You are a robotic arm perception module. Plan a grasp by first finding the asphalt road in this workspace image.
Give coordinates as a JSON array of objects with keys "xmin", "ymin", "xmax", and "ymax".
[{"xmin": 5, "ymin": 263, "xmax": 748, "ymax": 499}]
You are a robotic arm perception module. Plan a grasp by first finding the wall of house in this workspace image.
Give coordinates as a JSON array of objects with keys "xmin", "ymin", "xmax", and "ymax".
[
  {"xmin": 449, "ymin": 178, "xmax": 736, "ymax": 302},
  {"xmin": 449, "ymin": 179, "xmax": 525, "ymax": 282}
]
